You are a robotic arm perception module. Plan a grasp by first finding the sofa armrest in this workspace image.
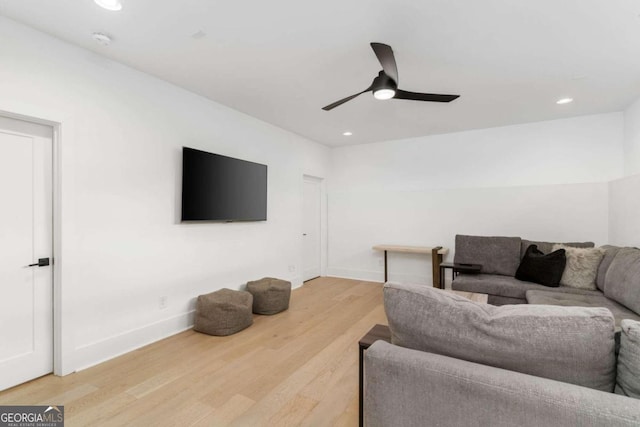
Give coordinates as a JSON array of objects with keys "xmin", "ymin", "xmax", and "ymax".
[{"xmin": 364, "ymin": 341, "xmax": 640, "ymax": 427}]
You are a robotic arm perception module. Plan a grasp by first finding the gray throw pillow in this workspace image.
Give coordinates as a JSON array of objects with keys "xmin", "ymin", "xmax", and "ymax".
[
  {"xmin": 615, "ymin": 319, "xmax": 640, "ymax": 399},
  {"xmin": 384, "ymin": 282, "xmax": 616, "ymax": 392},
  {"xmin": 552, "ymin": 244, "xmax": 605, "ymax": 290}
]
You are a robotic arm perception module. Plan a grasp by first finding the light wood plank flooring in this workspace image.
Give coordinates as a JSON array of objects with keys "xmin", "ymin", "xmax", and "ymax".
[{"xmin": 0, "ymin": 277, "xmax": 386, "ymax": 426}]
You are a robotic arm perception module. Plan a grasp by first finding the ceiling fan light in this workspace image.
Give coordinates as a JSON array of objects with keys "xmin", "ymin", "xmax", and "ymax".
[
  {"xmin": 373, "ymin": 89, "xmax": 395, "ymax": 100},
  {"xmin": 94, "ymin": 0, "xmax": 122, "ymax": 11}
]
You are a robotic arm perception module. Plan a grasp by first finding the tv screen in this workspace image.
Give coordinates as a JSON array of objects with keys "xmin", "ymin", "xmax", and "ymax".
[{"xmin": 181, "ymin": 147, "xmax": 267, "ymax": 221}]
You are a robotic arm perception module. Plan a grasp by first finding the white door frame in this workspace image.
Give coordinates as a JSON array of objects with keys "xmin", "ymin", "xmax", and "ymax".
[
  {"xmin": 1, "ymin": 105, "xmax": 75, "ymax": 376},
  {"xmin": 302, "ymin": 175, "xmax": 327, "ymax": 280}
]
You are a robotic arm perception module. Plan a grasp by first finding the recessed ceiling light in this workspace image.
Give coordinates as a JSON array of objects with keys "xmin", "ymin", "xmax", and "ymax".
[
  {"xmin": 556, "ymin": 97, "xmax": 574, "ymax": 105},
  {"xmin": 92, "ymin": 32, "xmax": 112, "ymax": 46},
  {"xmin": 94, "ymin": 0, "xmax": 122, "ymax": 11},
  {"xmin": 342, "ymin": 131, "xmax": 353, "ymax": 136}
]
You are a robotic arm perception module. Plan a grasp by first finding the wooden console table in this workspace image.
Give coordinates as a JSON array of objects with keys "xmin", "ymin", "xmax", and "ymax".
[{"xmin": 372, "ymin": 245, "xmax": 449, "ymax": 288}]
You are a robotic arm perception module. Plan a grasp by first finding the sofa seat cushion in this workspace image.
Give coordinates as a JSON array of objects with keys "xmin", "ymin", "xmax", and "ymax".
[
  {"xmin": 526, "ymin": 290, "xmax": 640, "ymax": 330},
  {"xmin": 454, "ymin": 235, "xmax": 521, "ymax": 276},
  {"xmin": 453, "ymin": 273, "xmax": 601, "ymax": 301},
  {"xmin": 384, "ymin": 282, "xmax": 617, "ymax": 392}
]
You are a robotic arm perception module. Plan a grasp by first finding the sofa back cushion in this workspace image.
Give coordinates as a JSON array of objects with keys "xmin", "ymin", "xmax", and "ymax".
[
  {"xmin": 384, "ymin": 282, "xmax": 617, "ymax": 392},
  {"xmin": 604, "ymin": 247, "xmax": 640, "ymax": 314},
  {"xmin": 454, "ymin": 235, "xmax": 521, "ymax": 276},
  {"xmin": 596, "ymin": 245, "xmax": 622, "ymax": 292},
  {"xmin": 615, "ymin": 319, "xmax": 640, "ymax": 399},
  {"xmin": 520, "ymin": 239, "xmax": 594, "ymax": 260}
]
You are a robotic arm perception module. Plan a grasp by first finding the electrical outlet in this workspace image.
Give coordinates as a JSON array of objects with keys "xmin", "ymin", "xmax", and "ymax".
[
  {"xmin": 288, "ymin": 265, "xmax": 296, "ymax": 272},
  {"xmin": 159, "ymin": 296, "xmax": 168, "ymax": 310}
]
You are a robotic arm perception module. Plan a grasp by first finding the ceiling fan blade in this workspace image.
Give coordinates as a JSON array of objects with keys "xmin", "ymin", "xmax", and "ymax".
[
  {"xmin": 322, "ymin": 87, "xmax": 372, "ymax": 111},
  {"xmin": 370, "ymin": 42, "xmax": 399, "ymax": 84},
  {"xmin": 394, "ymin": 89, "xmax": 459, "ymax": 103}
]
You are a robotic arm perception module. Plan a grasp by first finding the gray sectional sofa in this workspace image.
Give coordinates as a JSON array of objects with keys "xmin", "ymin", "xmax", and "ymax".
[
  {"xmin": 362, "ymin": 236, "xmax": 640, "ymax": 426},
  {"xmin": 451, "ymin": 235, "xmax": 640, "ymax": 329},
  {"xmin": 364, "ymin": 282, "xmax": 640, "ymax": 427}
]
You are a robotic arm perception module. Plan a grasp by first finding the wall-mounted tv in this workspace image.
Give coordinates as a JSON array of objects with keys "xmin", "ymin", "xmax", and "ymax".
[{"xmin": 181, "ymin": 147, "xmax": 267, "ymax": 222}]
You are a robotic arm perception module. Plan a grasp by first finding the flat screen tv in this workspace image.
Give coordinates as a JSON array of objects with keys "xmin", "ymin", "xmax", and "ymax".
[{"xmin": 181, "ymin": 147, "xmax": 267, "ymax": 221}]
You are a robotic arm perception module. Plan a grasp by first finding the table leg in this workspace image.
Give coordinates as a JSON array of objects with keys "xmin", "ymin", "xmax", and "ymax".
[
  {"xmin": 431, "ymin": 246, "xmax": 443, "ymax": 288},
  {"xmin": 359, "ymin": 344, "xmax": 364, "ymax": 427},
  {"xmin": 384, "ymin": 250, "xmax": 388, "ymax": 282}
]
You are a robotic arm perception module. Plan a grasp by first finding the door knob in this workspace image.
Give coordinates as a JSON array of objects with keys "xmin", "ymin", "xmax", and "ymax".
[{"xmin": 27, "ymin": 258, "xmax": 50, "ymax": 267}]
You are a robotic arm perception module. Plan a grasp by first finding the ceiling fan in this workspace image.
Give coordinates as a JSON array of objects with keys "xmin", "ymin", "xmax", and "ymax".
[{"xmin": 322, "ymin": 42, "xmax": 460, "ymax": 111}]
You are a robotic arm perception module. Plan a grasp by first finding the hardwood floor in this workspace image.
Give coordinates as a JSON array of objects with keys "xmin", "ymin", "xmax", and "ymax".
[{"xmin": 0, "ymin": 277, "xmax": 387, "ymax": 426}]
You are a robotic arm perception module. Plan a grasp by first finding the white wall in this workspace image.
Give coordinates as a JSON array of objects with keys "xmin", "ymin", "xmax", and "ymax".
[
  {"xmin": 328, "ymin": 114, "xmax": 623, "ymax": 284},
  {"xmin": 609, "ymin": 174, "xmax": 640, "ymax": 247},
  {"xmin": 329, "ymin": 184, "xmax": 609, "ymax": 283},
  {"xmin": 609, "ymin": 96, "xmax": 640, "ymax": 247},
  {"xmin": 624, "ymin": 98, "xmax": 640, "ymax": 176},
  {"xmin": 330, "ymin": 114, "xmax": 623, "ymax": 192},
  {"xmin": 0, "ymin": 17, "xmax": 330, "ymax": 372}
]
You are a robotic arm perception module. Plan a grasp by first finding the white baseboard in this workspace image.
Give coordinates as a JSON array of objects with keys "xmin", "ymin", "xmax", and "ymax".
[
  {"xmin": 326, "ymin": 267, "xmax": 382, "ymax": 282},
  {"xmin": 73, "ymin": 310, "xmax": 195, "ymax": 372}
]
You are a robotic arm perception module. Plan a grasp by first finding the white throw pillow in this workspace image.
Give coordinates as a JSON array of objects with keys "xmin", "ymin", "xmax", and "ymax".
[{"xmin": 552, "ymin": 244, "xmax": 605, "ymax": 290}]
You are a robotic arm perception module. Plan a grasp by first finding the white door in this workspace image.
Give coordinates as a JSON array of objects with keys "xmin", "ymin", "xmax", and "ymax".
[
  {"xmin": 0, "ymin": 116, "xmax": 53, "ymax": 391},
  {"xmin": 303, "ymin": 178, "xmax": 321, "ymax": 281}
]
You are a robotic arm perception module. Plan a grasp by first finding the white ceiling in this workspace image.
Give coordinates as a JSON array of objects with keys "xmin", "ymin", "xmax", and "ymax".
[{"xmin": 1, "ymin": 0, "xmax": 640, "ymax": 147}]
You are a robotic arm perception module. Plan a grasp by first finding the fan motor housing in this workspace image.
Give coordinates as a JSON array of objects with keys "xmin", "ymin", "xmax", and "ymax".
[{"xmin": 372, "ymin": 71, "xmax": 397, "ymax": 93}]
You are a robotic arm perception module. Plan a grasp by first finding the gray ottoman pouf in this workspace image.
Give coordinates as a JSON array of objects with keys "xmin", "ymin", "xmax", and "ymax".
[
  {"xmin": 246, "ymin": 277, "xmax": 292, "ymax": 315},
  {"xmin": 194, "ymin": 288, "xmax": 253, "ymax": 336}
]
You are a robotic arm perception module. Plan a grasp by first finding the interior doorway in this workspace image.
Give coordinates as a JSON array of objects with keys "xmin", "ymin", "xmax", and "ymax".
[
  {"xmin": 303, "ymin": 176, "xmax": 322, "ymax": 282},
  {"xmin": 0, "ymin": 116, "xmax": 54, "ymax": 391}
]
